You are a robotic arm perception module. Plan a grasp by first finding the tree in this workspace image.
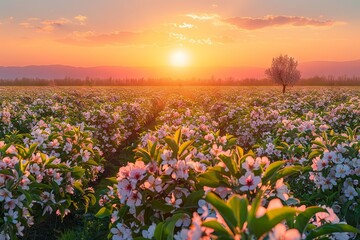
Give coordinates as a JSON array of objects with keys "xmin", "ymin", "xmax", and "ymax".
[{"xmin": 265, "ymin": 54, "xmax": 301, "ymax": 93}]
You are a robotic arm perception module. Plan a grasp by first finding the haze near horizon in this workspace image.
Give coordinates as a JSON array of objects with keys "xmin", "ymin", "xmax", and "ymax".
[{"xmin": 1, "ymin": 0, "xmax": 360, "ymax": 76}]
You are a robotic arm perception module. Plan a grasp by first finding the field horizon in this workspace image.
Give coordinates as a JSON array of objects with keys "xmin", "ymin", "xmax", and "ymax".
[{"xmin": 1, "ymin": 59, "xmax": 360, "ymax": 80}]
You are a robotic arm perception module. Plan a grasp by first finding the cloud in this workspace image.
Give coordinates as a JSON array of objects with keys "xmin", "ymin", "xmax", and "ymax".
[
  {"xmin": 169, "ymin": 32, "xmax": 232, "ymax": 45},
  {"xmin": 60, "ymin": 28, "xmax": 231, "ymax": 47},
  {"xmin": 19, "ymin": 15, "xmax": 86, "ymax": 32},
  {"xmin": 74, "ymin": 15, "xmax": 87, "ymax": 25},
  {"xmin": 19, "ymin": 17, "xmax": 70, "ymax": 32},
  {"xmin": 225, "ymin": 15, "xmax": 338, "ymax": 30},
  {"xmin": 178, "ymin": 23, "xmax": 194, "ymax": 29},
  {"xmin": 186, "ymin": 14, "xmax": 219, "ymax": 21},
  {"xmin": 59, "ymin": 30, "xmax": 171, "ymax": 46},
  {"xmin": 40, "ymin": 18, "xmax": 70, "ymax": 32}
]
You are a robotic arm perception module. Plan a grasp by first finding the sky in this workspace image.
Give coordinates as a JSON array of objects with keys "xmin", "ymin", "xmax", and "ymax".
[{"xmin": 1, "ymin": 0, "xmax": 360, "ymax": 68}]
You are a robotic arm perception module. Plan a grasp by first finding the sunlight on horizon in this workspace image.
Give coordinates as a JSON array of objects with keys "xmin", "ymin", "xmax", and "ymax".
[{"xmin": 169, "ymin": 50, "xmax": 191, "ymax": 67}]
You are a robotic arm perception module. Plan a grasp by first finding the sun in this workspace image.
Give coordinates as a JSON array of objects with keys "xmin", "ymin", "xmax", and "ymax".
[{"xmin": 170, "ymin": 50, "xmax": 190, "ymax": 67}]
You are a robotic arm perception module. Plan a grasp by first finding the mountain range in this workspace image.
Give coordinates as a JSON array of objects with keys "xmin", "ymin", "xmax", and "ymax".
[{"xmin": 1, "ymin": 60, "xmax": 360, "ymax": 79}]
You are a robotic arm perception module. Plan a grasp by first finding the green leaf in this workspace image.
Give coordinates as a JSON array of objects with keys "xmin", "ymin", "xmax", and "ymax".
[
  {"xmin": 262, "ymin": 161, "xmax": 285, "ymax": 184},
  {"xmin": 154, "ymin": 222, "xmax": 165, "ymax": 240},
  {"xmin": 251, "ymin": 207, "xmax": 298, "ymax": 238},
  {"xmin": 306, "ymin": 223, "xmax": 360, "ymax": 240},
  {"xmin": 275, "ymin": 166, "xmax": 309, "ymax": 181},
  {"xmin": 174, "ymin": 128, "xmax": 182, "ymax": 145},
  {"xmin": 164, "ymin": 138, "xmax": 179, "ymax": 156},
  {"xmin": 227, "ymin": 195, "xmax": 248, "ymax": 229},
  {"xmin": 202, "ymin": 220, "xmax": 231, "ymax": 236},
  {"xmin": 247, "ymin": 192, "xmax": 263, "ymax": 234},
  {"xmin": 295, "ymin": 207, "xmax": 325, "ymax": 235},
  {"xmin": 197, "ymin": 169, "xmax": 230, "ymax": 188},
  {"xmin": 219, "ymin": 155, "xmax": 237, "ymax": 176},
  {"xmin": 45, "ymin": 163, "xmax": 69, "ymax": 170},
  {"xmin": 150, "ymin": 141, "xmax": 158, "ymax": 157},
  {"xmin": 151, "ymin": 200, "xmax": 174, "ymax": 213},
  {"xmin": 88, "ymin": 193, "xmax": 96, "ymax": 206},
  {"xmin": 135, "ymin": 148, "xmax": 151, "ymax": 163},
  {"xmin": 164, "ymin": 213, "xmax": 185, "ymax": 240},
  {"xmin": 73, "ymin": 181, "xmax": 84, "ymax": 194},
  {"xmin": 236, "ymin": 146, "xmax": 244, "ymax": 159},
  {"xmin": 19, "ymin": 189, "xmax": 32, "ymax": 204},
  {"xmin": 51, "ymin": 180, "xmax": 60, "ymax": 193},
  {"xmin": 0, "ymin": 169, "xmax": 13, "ymax": 176},
  {"xmin": 72, "ymin": 166, "xmax": 86, "ymax": 179},
  {"xmin": 95, "ymin": 207, "xmax": 111, "ymax": 218},
  {"xmin": 178, "ymin": 140, "xmax": 194, "ymax": 157},
  {"xmin": 205, "ymin": 192, "xmax": 237, "ymax": 234},
  {"xmin": 30, "ymin": 182, "xmax": 52, "ymax": 190},
  {"xmin": 279, "ymin": 141, "xmax": 290, "ymax": 149},
  {"xmin": 183, "ymin": 190, "xmax": 205, "ymax": 208},
  {"xmin": 308, "ymin": 149, "xmax": 323, "ymax": 159},
  {"xmin": 27, "ymin": 143, "xmax": 38, "ymax": 157},
  {"xmin": 312, "ymin": 140, "xmax": 326, "ymax": 149},
  {"xmin": 85, "ymin": 159, "xmax": 99, "ymax": 166},
  {"xmin": 118, "ymin": 205, "xmax": 129, "ymax": 219},
  {"xmin": 105, "ymin": 177, "xmax": 118, "ymax": 184},
  {"xmin": 154, "ymin": 213, "xmax": 185, "ymax": 240}
]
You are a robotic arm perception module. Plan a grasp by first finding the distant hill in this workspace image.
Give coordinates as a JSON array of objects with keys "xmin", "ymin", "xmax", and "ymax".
[
  {"xmin": 298, "ymin": 60, "xmax": 360, "ymax": 78},
  {"xmin": 0, "ymin": 65, "xmax": 265, "ymax": 79},
  {"xmin": 0, "ymin": 60, "xmax": 360, "ymax": 79}
]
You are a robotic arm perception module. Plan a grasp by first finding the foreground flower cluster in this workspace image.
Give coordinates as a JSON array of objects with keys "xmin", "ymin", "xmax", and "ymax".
[
  {"xmin": 0, "ymin": 87, "xmax": 359, "ymax": 239},
  {"xmin": 99, "ymin": 129, "xmax": 359, "ymax": 239},
  {"xmin": 0, "ymin": 133, "xmax": 102, "ymax": 238}
]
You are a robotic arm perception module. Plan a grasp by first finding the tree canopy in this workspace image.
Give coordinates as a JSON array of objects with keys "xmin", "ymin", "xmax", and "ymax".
[{"xmin": 265, "ymin": 54, "xmax": 301, "ymax": 93}]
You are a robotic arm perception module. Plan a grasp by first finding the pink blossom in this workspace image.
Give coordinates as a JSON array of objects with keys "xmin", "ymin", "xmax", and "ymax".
[
  {"xmin": 242, "ymin": 156, "xmax": 260, "ymax": 171},
  {"xmin": 187, "ymin": 212, "xmax": 213, "ymax": 240},
  {"xmin": 269, "ymin": 224, "xmax": 301, "ymax": 240},
  {"xmin": 110, "ymin": 223, "xmax": 132, "ymax": 240},
  {"xmin": 315, "ymin": 206, "xmax": 339, "ymax": 226},
  {"xmin": 239, "ymin": 172, "xmax": 261, "ymax": 191},
  {"xmin": 143, "ymin": 175, "xmax": 162, "ymax": 192},
  {"xmin": 165, "ymin": 193, "xmax": 182, "ymax": 208},
  {"xmin": 126, "ymin": 191, "xmax": 142, "ymax": 207}
]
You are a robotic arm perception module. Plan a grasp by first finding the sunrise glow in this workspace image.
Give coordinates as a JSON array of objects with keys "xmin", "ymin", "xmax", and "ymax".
[
  {"xmin": 170, "ymin": 50, "xmax": 190, "ymax": 67},
  {"xmin": 0, "ymin": 1, "xmax": 359, "ymax": 79}
]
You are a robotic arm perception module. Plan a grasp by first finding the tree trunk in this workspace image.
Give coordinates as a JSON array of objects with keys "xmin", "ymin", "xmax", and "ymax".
[{"xmin": 282, "ymin": 85, "xmax": 286, "ymax": 94}]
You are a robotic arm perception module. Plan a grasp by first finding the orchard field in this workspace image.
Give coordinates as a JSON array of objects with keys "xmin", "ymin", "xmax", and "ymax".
[{"xmin": 0, "ymin": 86, "xmax": 359, "ymax": 240}]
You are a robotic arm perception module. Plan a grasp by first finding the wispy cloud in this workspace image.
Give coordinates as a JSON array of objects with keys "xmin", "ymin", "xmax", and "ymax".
[
  {"xmin": 59, "ymin": 28, "xmax": 231, "ymax": 47},
  {"xmin": 74, "ymin": 15, "xmax": 87, "ymax": 25},
  {"xmin": 169, "ymin": 32, "xmax": 213, "ymax": 45},
  {"xmin": 177, "ymin": 23, "xmax": 194, "ymax": 29},
  {"xmin": 186, "ymin": 14, "xmax": 219, "ymax": 21},
  {"xmin": 19, "ymin": 15, "xmax": 87, "ymax": 32},
  {"xmin": 225, "ymin": 15, "xmax": 340, "ymax": 30},
  {"xmin": 40, "ymin": 18, "xmax": 70, "ymax": 32},
  {"xmin": 59, "ymin": 30, "xmax": 170, "ymax": 46}
]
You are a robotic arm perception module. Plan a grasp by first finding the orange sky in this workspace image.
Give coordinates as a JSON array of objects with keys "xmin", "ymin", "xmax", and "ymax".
[{"xmin": 1, "ymin": 0, "xmax": 360, "ymax": 68}]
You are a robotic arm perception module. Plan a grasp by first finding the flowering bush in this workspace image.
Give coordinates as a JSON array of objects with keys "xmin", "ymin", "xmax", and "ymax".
[
  {"xmin": 0, "ymin": 121, "xmax": 105, "ymax": 238},
  {"xmin": 184, "ymin": 191, "xmax": 360, "ymax": 239},
  {"xmin": 97, "ymin": 129, "xmax": 233, "ymax": 238},
  {"xmin": 307, "ymin": 127, "xmax": 360, "ymax": 227},
  {"xmin": 1, "ymin": 86, "xmax": 359, "ymax": 239},
  {"xmin": 83, "ymin": 99, "xmax": 156, "ymax": 153},
  {"xmin": 98, "ymin": 129, "xmax": 309, "ymax": 239}
]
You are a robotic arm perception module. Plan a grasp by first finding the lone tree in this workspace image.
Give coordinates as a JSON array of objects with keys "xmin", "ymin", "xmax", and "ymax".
[{"xmin": 265, "ymin": 54, "xmax": 301, "ymax": 93}]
